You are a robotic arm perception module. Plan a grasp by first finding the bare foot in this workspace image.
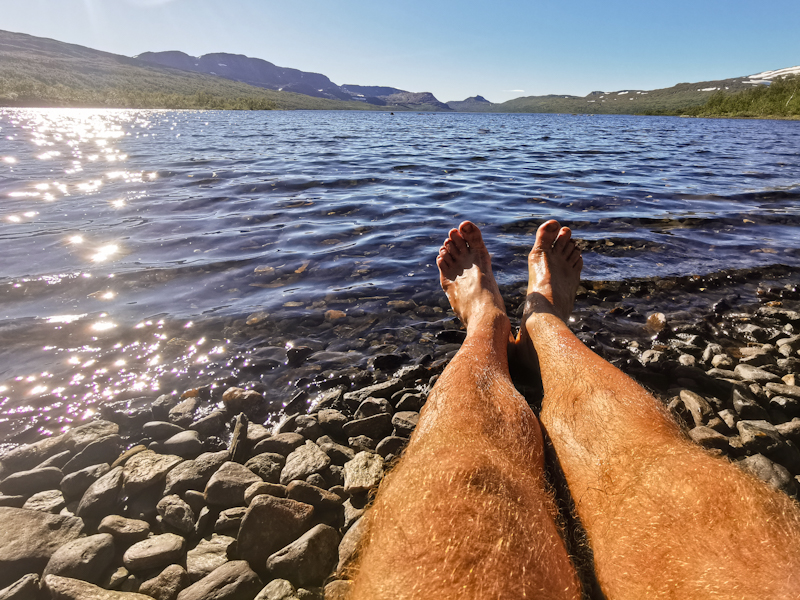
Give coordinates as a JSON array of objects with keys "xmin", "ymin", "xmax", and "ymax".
[
  {"xmin": 524, "ymin": 220, "xmax": 583, "ymax": 322},
  {"xmin": 436, "ymin": 221, "xmax": 507, "ymax": 329}
]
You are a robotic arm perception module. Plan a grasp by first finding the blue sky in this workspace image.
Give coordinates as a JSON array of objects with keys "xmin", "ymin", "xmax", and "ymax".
[{"xmin": 2, "ymin": 0, "xmax": 799, "ymax": 103}]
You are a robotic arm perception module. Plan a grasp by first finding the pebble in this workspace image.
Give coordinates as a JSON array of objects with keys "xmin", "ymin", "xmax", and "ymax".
[
  {"xmin": 343, "ymin": 451, "xmax": 385, "ymax": 494},
  {"xmin": 235, "ymin": 495, "xmax": 314, "ymax": 566},
  {"xmin": 157, "ymin": 495, "xmax": 196, "ymax": 534},
  {"xmin": 266, "ymin": 524, "xmax": 340, "ymax": 587},
  {"xmin": 61, "ymin": 463, "xmax": 111, "ymax": 500},
  {"xmin": 122, "ymin": 451, "xmax": 183, "ymax": 496},
  {"xmin": 98, "ymin": 515, "xmax": 151, "ymax": 545},
  {"xmin": 246, "ymin": 453, "xmax": 286, "ymax": 484},
  {"xmin": 186, "ymin": 535, "xmax": 236, "ymax": 583},
  {"xmin": 43, "ymin": 574, "xmax": 153, "ymax": 599},
  {"xmin": 22, "ymin": 489, "xmax": 66, "ymax": 513},
  {"xmin": 176, "ymin": 561, "xmax": 262, "ymax": 600},
  {"xmin": 123, "ymin": 533, "xmax": 186, "ymax": 573},
  {"xmin": 280, "ymin": 441, "xmax": 331, "ymax": 485},
  {"xmin": 42, "ymin": 533, "xmax": 115, "ymax": 583},
  {"xmin": 204, "ymin": 462, "xmax": 263, "ymax": 507},
  {"xmin": 139, "ymin": 564, "xmax": 189, "ymax": 600}
]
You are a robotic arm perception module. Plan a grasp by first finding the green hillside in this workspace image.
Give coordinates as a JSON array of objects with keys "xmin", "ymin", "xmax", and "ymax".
[
  {"xmin": 0, "ymin": 30, "xmax": 382, "ymax": 111},
  {"xmin": 688, "ymin": 74, "xmax": 800, "ymax": 118}
]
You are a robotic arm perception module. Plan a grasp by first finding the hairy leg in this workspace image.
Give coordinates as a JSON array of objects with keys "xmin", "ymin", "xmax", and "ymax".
[
  {"xmin": 350, "ymin": 222, "xmax": 581, "ymax": 600},
  {"xmin": 519, "ymin": 220, "xmax": 800, "ymax": 599}
]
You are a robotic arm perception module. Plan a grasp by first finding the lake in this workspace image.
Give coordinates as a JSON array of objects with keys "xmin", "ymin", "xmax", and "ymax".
[{"xmin": 1, "ymin": 108, "xmax": 799, "ymax": 445}]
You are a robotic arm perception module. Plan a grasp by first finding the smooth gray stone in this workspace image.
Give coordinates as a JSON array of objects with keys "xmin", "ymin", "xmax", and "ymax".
[
  {"xmin": 76, "ymin": 466, "xmax": 124, "ymax": 518},
  {"xmin": 143, "ymin": 421, "xmax": 186, "ymax": 441},
  {"xmin": 0, "ymin": 507, "xmax": 84, "ymax": 588},
  {"xmin": 266, "ymin": 524, "xmax": 340, "ymax": 587},
  {"xmin": 316, "ymin": 410, "xmax": 348, "ymax": 438},
  {"xmin": 280, "ymin": 442, "xmax": 331, "ymax": 485},
  {"xmin": 60, "ymin": 463, "xmax": 111, "ymax": 500},
  {"xmin": 341, "ymin": 414, "xmax": 393, "ymax": 440},
  {"xmin": 204, "ymin": 462, "xmax": 263, "ymax": 508},
  {"xmin": 0, "ymin": 495, "xmax": 25, "ymax": 508},
  {"xmin": 122, "ymin": 450, "xmax": 183, "ymax": 496},
  {"xmin": 343, "ymin": 451, "xmax": 384, "ymax": 494},
  {"xmin": 734, "ymin": 364, "xmax": 782, "ymax": 384},
  {"xmin": 164, "ymin": 451, "xmax": 229, "ymax": 497},
  {"xmin": 391, "ymin": 411, "xmax": 419, "ymax": 437},
  {"xmin": 245, "ymin": 453, "xmax": 285, "ymax": 484},
  {"xmin": 0, "ymin": 573, "xmax": 40, "ymax": 600},
  {"xmin": 123, "ymin": 533, "xmax": 185, "ymax": 573},
  {"xmin": 738, "ymin": 454, "xmax": 796, "ymax": 495},
  {"xmin": 186, "ymin": 535, "xmax": 235, "ymax": 583},
  {"xmin": 0, "ymin": 466, "xmax": 63, "ymax": 496},
  {"xmin": 0, "ymin": 420, "xmax": 118, "ymax": 477},
  {"xmin": 35, "ymin": 450, "xmax": 73, "ymax": 470},
  {"xmin": 293, "ymin": 415, "xmax": 323, "ymax": 441},
  {"xmin": 189, "ymin": 411, "xmax": 228, "ymax": 437},
  {"xmin": 43, "ymin": 574, "xmax": 152, "ymax": 599},
  {"xmin": 98, "ymin": 515, "xmax": 151, "ymax": 545},
  {"xmin": 42, "ymin": 533, "xmax": 115, "ymax": 583},
  {"xmin": 169, "ymin": 397, "xmax": 199, "ymax": 427},
  {"xmin": 255, "ymin": 578, "xmax": 299, "ymax": 600},
  {"xmin": 161, "ymin": 430, "xmax": 203, "ymax": 459},
  {"xmin": 244, "ymin": 482, "xmax": 288, "ymax": 505},
  {"xmin": 375, "ymin": 436, "xmax": 406, "ymax": 458},
  {"xmin": 253, "ymin": 433, "xmax": 305, "ymax": 457},
  {"xmin": 766, "ymin": 382, "xmax": 800, "ymax": 400},
  {"xmin": 235, "ymin": 495, "xmax": 314, "ymax": 567},
  {"xmin": 62, "ymin": 435, "xmax": 121, "ymax": 474},
  {"xmin": 139, "ymin": 564, "xmax": 189, "ymax": 600},
  {"xmin": 157, "ymin": 495, "xmax": 196, "ymax": 534},
  {"xmin": 353, "ymin": 398, "xmax": 392, "ymax": 420},
  {"xmin": 176, "ymin": 561, "xmax": 262, "ymax": 600},
  {"xmin": 343, "ymin": 379, "xmax": 403, "ymax": 403},
  {"xmin": 22, "ymin": 489, "xmax": 66, "ymax": 513}
]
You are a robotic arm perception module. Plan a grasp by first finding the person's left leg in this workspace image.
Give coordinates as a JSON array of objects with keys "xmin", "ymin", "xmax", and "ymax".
[{"xmin": 350, "ymin": 222, "xmax": 580, "ymax": 600}]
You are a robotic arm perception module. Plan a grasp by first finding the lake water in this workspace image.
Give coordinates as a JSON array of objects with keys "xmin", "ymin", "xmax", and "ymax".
[{"xmin": 2, "ymin": 108, "xmax": 800, "ymax": 445}]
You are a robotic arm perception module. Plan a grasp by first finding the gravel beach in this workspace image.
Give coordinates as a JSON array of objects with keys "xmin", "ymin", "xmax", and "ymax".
[{"xmin": 1, "ymin": 265, "xmax": 800, "ymax": 600}]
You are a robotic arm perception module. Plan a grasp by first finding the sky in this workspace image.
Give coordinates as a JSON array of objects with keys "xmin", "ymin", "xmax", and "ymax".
[{"xmin": 2, "ymin": 0, "xmax": 799, "ymax": 103}]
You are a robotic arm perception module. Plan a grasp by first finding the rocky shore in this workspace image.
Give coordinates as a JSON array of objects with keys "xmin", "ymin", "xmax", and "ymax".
[{"xmin": 1, "ymin": 267, "xmax": 800, "ymax": 600}]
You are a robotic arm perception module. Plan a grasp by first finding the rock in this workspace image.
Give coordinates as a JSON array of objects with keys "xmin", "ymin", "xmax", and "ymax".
[
  {"xmin": 122, "ymin": 451, "xmax": 183, "ymax": 496},
  {"xmin": 688, "ymin": 426, "xmax": 730, "ymax": 451},
  {"xmin": 316, "ymin": 410, "xmax": 348, "ymax": 438},
  {"xmin": 98, "ymin": 515, "xmax": 151, "ymax": 545},
  {"xmin": 0, "ymin": 420, "xmax": 118, "ymax": 477},
  {"xmin": 245, "ymin": 482, "xmax": 288, "ymax": 504},
  {"xmin": 347, "ymin": 436, "xmax": 377, "ymax": 453},
  {"xmin": 776, "ymin": 419, "xmax": 800, "ymax": 445},
  {"xmin": 354, "ymin": 398, "xmax": 392, "ymax": 420},
  {"xmin": 245, "ymin": 454, "xmax": 285, "ymax": 484},
  {"xmin": 255, "ymin": 578, "xmax": 299, "ymax": 600},
  {"xmin": 139, "ymin": 564, "xmax": 189, "ymax": 600},
  {"xmin": 0, "ymin": 495, "xmax": 25, "ymax": 508},
  {"xmin": 286, "ymin": 481, "xmax": 342, "ymax": 510},
  {"xmin": 143, "ymin": 421, "xmax": 186, "ymax": 441},
  {"xmin": 738, "ymin": 454, "xmax": 797, "ymax": 495},
  {"xmin": 343, "ymin": 379, "xmax": 403, "ymax": 404},
  {"xmin": 164, "ymin": 451, "xmax": 229, "ymax": 497},
  {"xmin": 62, "ymin": 435, "xmax": 122, "ymax": 474},
  {"xmin": 293, "ymin": 416, "xmax": 323, "ymax": 441},
  {"xmin": 710, "ymin": 354, "xmax": 734, "ymax": 369},
  {"xmin": 337, "ymin": 515, "xmax": 366, "ymax": 574},
  {"xmin": 253, "ymin": 434, "xmax": 306, "ymax": 457},
  {"xmin": 176, "ymin": 561, "xmax": 262, "ymax": 600},
  {"xmin": 123, "ymin": 533, "xmax": 186, "ymax": 573},
  {"xmin": 266, "ymin": 524, "xmax": 340, "ymax": 587},
  {"xmin": 125, "ymin": 484, "xmax": 164, "ymax": 522},
  {"xmin": 61, "ymin": 463, "xmax": 111, "ymax": 499},
  {"xmin": 223, "ymin": 387, "xmax": 266, "ymax": 418},
  {"xmin": 205, "ymin": 462, "xmax": 263, "ymax": 507},
  {"xmin": 323, "ymin": 580, "xmax": 352, "ymax": 600},
  {"xmin": 161, "ymin": 431, "xmax": 203, "ymax": 459},
  {"xmin": 734, "ymin": 364, "xmax": 782, "ymax": 384},
  {"xmin": 280, "ymin": 442, "xmax": 331, "ymax": 485},
  {"xmin": 0, "ymin": 573, "xmax": 40, "ymax": 600},
  {"xmin": 100, "ymin": 565, "xmax": 129, "ymax": 590},
  {"xmin": 737, "ymin": 420, "xmax": 800, "ymax": 473},
  {"xmin": 43, "ymin": 574, "xmax": 152, "ymax": 599},
  {"xmin": 0, "ymin": 466, "xmax": 63, "ymax": 496},
  {"xmin": 42, "ymin": 533, "xmax": 115, "ymax": 583},
  {"xmin": 343, "ymin": 452, "xmax": 384, "ymax": 494},
  {"xmin": 765, "ymin": 382, "xmax": 800, "ymax": 400},
  {"xmin": 394, "ymin": 392, "xmax": 424, "ymax": 412},
  {"xmin": 186, "ymin": 535, "xmax": 236, "ymax": 583},
  {"xmin": 229, "ymin": 413, "xmax": 250, "ymax": 465},
  {"xmin": 22, "ymin": 489, "xmax": 66, "ymax": 513},
  {"xmin": 376, "ymin": 436, "xmax": 406, "ymax": 458},
  {"xmin": 169, "ymin": 397, "xmax": 199, "ymax": 427},
  {"xmin": 235, "ymin": 495, "xmax": 314, "ymax": 567},
  {"xmin": 342, "ymin": 413, "xmax": 393, "ymax": 440},
  {"xmin": 111, "ymin": 446, "xmax": 148, "ymax": 469},
  {"xmin": 215, "ymin": 507, "xmax": 248, "ymax": 533},
  {"xmin": 157, "ymin": 495, "xmax": 196, "ymax": 534},
  {"xmin": 0, "ymin": 507, "xmax": 84, "ymax": 588},
  {"xmin": 190, "ymin": 411, "xmax": 228, "ymax": 438},
  {"xmin": 732, "ymin": 388, "xmax": 770, "ymax": 421},
  {"xmin": 769, "ymin": 396, "xmax": 800, "ymax": 419},
  {"xmin": 391, "ymin": 411, "xmax": 419, "ymax": 437}
]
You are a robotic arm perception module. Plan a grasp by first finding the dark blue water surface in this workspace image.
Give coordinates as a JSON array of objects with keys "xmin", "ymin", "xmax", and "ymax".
[{"xmin": 1, "ymin": 108, "xmax": 799, "ymax": 443}]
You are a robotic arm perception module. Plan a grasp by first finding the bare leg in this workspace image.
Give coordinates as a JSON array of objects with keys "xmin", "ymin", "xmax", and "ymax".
[
  {"xmin": 519, "ymin": 220, "xmax": 800, "ymax": 599},
  {"xmin": 350, "ymin": 222, "xmax": 581, "ymax": 600}
]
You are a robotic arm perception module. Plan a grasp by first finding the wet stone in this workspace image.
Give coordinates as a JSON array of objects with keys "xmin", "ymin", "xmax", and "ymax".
[
  {"xmin": 143, "ymin": 421, "xmax": 186, "ymax": 441},
  {"xmin": 189, "ymin": 410, "xmax": 228, "ymax": 438},
  {"xmin": 123, "ymin": 533, "xmax": 186, "ymax": 573},
  {"xmin": 222, "ymin": 387, "xmax": 266, "ymax": 419},
  {"xmin": 280, "ymin": 441, "xmax": 331, "ymax": 485},
  {"xmin": 169, "ymin": 397, "xmax": 200, "ymax": 427}
]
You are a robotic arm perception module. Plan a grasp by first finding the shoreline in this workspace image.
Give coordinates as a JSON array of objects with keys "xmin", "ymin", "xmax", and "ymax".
[{"xmin": 1, "ymin": 266, "xmax": 800, "ymax": 597}]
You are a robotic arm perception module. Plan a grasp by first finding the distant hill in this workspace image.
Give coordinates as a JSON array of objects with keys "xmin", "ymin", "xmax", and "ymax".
[{"xmin": 446, "ymin": 95, "xmax": 493, "ymax": 111}]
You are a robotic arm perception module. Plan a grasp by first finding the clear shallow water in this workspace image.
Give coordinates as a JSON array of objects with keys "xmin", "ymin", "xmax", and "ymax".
[{"xmin": 1, "ymin": 108, "xmax": 800, "ymax": 444}]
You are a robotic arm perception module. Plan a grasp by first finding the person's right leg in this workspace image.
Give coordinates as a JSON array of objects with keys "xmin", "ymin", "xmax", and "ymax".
[{"xmin": 518, "ymin": 220, "xmax": 800, "ymax": 599}]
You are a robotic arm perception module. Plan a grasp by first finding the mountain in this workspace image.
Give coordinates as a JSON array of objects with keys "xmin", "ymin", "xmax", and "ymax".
[
  {"xmin": 136, "ymin": 50, "xmax": 451, "ymax": 109},
  {"xmin": 446, "ymin": 95, "xmax": 493, "ymax": 111}
]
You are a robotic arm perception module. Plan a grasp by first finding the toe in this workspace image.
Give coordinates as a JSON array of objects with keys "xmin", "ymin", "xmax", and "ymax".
[
  {"xmin": 553, "ymin": 227, "xmax": 572, "ymax": 254},
  {"xmin": 449, "ymin": 229, "xmax": 469, "ymax": 255},
  {"xmin": 458, "ymin": 221, "xmax": 486, "ymax": 251},
  {"xmin": 533, "ymin": 220, "xmax": 560, "ymax": 252}
]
